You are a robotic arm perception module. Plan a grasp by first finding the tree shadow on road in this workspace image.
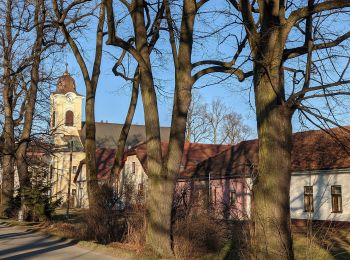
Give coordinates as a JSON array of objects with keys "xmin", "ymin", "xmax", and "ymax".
[{"xmin": 0, "ymin": 225, "xmax": 79, "ymax": 259}]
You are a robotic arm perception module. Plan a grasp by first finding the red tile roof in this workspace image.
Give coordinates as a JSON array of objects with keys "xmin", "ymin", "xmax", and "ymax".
[
  {"xmin": 77, "ymin": 126, "xmax": 350, "ymax": 182},
  {"xmin": 184, "ymin": 126, "xmax": 350, "ymax": 178},
  {"xmin": 128, "ymin": 142, "xmax": 232, "ymax": 174},
  {"xmin": 96, "ymin": 148, "xmax": 116, "ymax": 180}
]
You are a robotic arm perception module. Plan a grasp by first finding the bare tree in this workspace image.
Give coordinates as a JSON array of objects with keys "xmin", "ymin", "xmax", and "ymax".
[
  {"xmin": 105, "ymin": 0, "xmax": 250, "ymax": 255},
  {"xmin": 185, "ymin": 92, "xmax": 210, "ymax": 143},
  {"xmin": 220, "ymin": 1, "xmax": 350, "ymax": 258},
  {"xmin": 0, "ymin": 0, "xmax": 59, "ymax": 215},
  {"xmin": 15, "ymin": 0, "xmax": 50, "ymax": 214},
  {"xmin": 206, "ymin": 98, "xmax": 226, "ymax": 144},
  {"xmin": 221, "ymin": 112, "xmax": 251, "ymax": 144},
  {"xmin": 105, "ymin": 0, "xmax": 169, "ymax": 254},
  {"xmin": 52, "ymin": 0, "xmax": 105, "ymax": 207},
  {"xmin": 186, "ymin": 94, "xmax": 250, "ymax": 144}
]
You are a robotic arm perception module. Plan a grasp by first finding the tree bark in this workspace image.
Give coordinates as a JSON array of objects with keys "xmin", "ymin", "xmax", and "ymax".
[
  {"xmin": 130, "ymin": 0, "xmax": 169, "ymax": 256},
  {"xmin": 111, "ymin": 68, "xmax": 139, "ymax": 183},
  {"xmin": 15, "ymin": 0, "xmax": 45, "ymax": 212},
  {"xmin": 237, "ymin": 2, "xmax": 295, "ymax": 257},
  {"xmin": 253, "ymin": 86, "xmax": 294, "ymax": 258},
  {"xmin": 163, "ymin": 0, "xmax": 196, "ymax": 252},
  {"xmin": 1, "ymin": 0, "xmax": 15, "ymax": 216},
  {"xmin": 252, "ymin": 51, "xmax": 294, "ymax": 259},
  {"xmin": 52, "ymin": 0, "xmax": 105, "ymax": 208},
  {"xmin": 85, "ymin": 86, "xmax": 99, "ymax": 207}
]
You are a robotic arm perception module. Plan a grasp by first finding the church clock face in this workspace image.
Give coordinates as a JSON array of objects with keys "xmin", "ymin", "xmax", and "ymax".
[{"xmin": 66, "ymin": 93, "xmax": 75, "ymax": 103}]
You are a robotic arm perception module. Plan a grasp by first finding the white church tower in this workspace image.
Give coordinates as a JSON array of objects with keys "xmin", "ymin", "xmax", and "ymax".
[
  {"xmin": 50, "ymin": 65, "xmax": 83, "ymax": 145},
  {"xmin": 50, "ymin": 66, "xmax": 88, "ymax": 208}
]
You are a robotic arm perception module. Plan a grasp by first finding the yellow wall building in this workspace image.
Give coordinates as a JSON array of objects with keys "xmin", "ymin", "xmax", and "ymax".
[{"xmin": 50, "ymin": 67, "xmax": 170, "ymax": 208}]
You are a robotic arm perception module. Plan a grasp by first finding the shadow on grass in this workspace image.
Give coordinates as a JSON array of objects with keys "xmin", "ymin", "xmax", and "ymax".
[{"xmin": 294, "ymin": 223, "xmax": 350, "ymax": 260}]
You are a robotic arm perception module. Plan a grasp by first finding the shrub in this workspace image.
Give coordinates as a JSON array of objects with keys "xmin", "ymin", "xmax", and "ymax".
[
  {"xmin": 173, "ymin": 210, "xmax": 228, "ymax": 258},
  {"xmin": 5, "ymin": 181, "xmax": 61, "ymax": 221},
  {"xmin": 83, "ymin": 184, "xmax": 125, "ymax": 244},
  {"xmin": 22, "ymin": 180, "xmax": 61, "ymax": 221}
]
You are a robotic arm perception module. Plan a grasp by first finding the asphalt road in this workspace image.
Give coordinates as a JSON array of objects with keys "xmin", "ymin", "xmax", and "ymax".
[{"xmin": 0, "ymin": 222, "xmax": 118, "ymax": 259}]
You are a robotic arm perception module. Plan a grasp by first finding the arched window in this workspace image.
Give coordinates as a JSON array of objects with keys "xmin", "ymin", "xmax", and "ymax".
[{"xmin": 65, "ymin": 110, "xmax": 74, "ymax": 126}]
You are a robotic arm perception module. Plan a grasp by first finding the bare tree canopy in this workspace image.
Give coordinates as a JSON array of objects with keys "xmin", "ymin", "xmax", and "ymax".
[{"xmin": 186, "ymin": 93, "xmax": 251, "ymax": 144}]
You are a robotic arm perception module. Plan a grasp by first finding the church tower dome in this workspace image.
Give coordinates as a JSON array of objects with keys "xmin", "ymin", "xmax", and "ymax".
[
  {"xmin": 56, "ymin": 65, "xmax": 77, "ymax": 94},
  {"xmin": 50, "ymin": 65, "xmax": 84, "ymax": 135}
]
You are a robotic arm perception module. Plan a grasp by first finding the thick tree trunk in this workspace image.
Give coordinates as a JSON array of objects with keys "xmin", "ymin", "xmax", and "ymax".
[
  {"xmin": 1, "ymin": 155, "xmax": 15, "ymax": 216},
  {"xmin": 1, "ymin": 0, "xmax": 15, "ymax": 217},
  {"xmin": 146, "ymin": 0, "xmax": 195, "ymax": 255},
  {"xmin": 164, "ymin": 73, "xmax": 192, "ymax": 250},
  {"xmin": 15, "ymin": 145, "xmax": 30, "ymax": 191},
  {"xmin": 131, "ymin": 0, "xmax": 170, "ymax": 256},
  {"xmin": 252, "ymin": 63, "xmax": 294, "ymax": 259},
  {"xmin": 85, "ymin": 88, "xmax": 99, "ymax": 208},
  {"xmin": 15, "ymin": 0, "xmax": 44, "ymax": 214},
  {"xmin": 1, "ymin": 81, "xmax": 15, "ymax": 216}
]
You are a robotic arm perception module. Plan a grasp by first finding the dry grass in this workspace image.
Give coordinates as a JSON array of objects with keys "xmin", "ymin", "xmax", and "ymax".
[
  {"xmin": 7, "ymin": 208, "xmax": 350, "ymax": 260},
  {"xmin": 173, "ymin": 213, "xmax": 229, "ymax": 259},
  {"xmin": 293, "ymin": 225, "xmax": 350, "ymax": 260}
]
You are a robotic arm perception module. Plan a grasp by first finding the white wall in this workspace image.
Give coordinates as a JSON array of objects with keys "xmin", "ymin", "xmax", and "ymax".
[
  {"xmin": 290, "ymin": 169, "xmax": 350, "ymax": 221},
  {"xmin": 119, "ymin": 155, "xmax": 147, "ymax": 204}
]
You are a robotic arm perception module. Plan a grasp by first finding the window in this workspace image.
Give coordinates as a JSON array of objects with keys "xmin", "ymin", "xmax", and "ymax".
[
  {"xmin": 65, "ymin": 110, "xmax": 74, "ymax": 126},
  {"xmin": 52, "ymin": 111, "xmax": 56, "ymax": 127},
  {"xmin": 230, "ymin": 189, "xmax": 236, "ymax": 206},
  {"xmin": 72, "ymin": 189, "xmax": 76, "ymax": 196},
  {"xmin": 132, "ymin": 162, "xmax": 136, "ymax": 173},
  {"xmin": 331, "ymin": 185, "xmax": 342, "ymax": 213},
  {"xmin": 304, "ymin": 186, "xmax": 314, "ymax": 212},
  {"xmin": 73, "ymin": 166, "xmax": 77, "ymax": 174},
  {"xmin": 138, "ymin": 183, "xmax": 144, "ymax": 196},
  {"xmin": 213, "ymin": 187, "xmax": 217, "ymax": 205}
]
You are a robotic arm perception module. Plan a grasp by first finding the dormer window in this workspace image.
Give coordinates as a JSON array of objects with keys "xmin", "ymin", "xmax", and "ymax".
[{"xmin": 65, "ymin": 110, "xmax": 74, "ymax": 126}]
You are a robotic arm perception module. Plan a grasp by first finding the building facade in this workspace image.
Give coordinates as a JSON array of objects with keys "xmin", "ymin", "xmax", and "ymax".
[
  {"xmin": 50, "ymin": 68, "xmax": 170, "ymax": 208},
  {"xmin": 119, "ymin": 128, "xmax": 350, "ymax": 223}
]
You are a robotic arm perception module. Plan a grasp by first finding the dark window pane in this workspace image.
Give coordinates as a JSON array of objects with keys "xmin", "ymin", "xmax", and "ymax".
[
  {"xmin": 331, "ymin": 185, "xmax": 342, "ymax": 213},
  {"xmin": 65, "ymin": 110, "xmax": 74, "ymax": 126},
  {"xmin": 304, "ymin": 186, "xmax": 313, "ymax": 212}
]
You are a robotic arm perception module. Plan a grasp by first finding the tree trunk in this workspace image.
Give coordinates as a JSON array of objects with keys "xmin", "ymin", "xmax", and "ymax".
[
  {"xmin": 131, "ymin": 0, "xmax": 170, "ymax": 255},
  {"xmin": 1, "ymin": 84, "xmax": 15, "ymax": 216},
  {"xmin": 52, "ymin": 1, "xmax": 105, "ymax": 208},
  {"xmin": 15, "ymin": 0, "xmax": 44, "ymax": 215},
  {"xmin": 1, "ymin": 0, "xmax": 15, "ymax": 215},
  {"xmin": 1, "ymin": 78, "xmax": 15, "ymax": 216},
  {"xmin": 153, "ymin": 0, "xmax": 195, "ymax": 254},
  {"xmin": 252, "ymin": 62, "xmax": 294, "ymax": 259},
  {"xmin": 85, "ymin": 87, "xmax": 99, "ymax": 208},
  {"xmin": 111, "ymin": 68, "xmax": 139, "ymax": 183}
]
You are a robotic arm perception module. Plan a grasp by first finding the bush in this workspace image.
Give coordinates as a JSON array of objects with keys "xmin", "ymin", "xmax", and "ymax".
[
  {"xmin": 4, "ymin": 194, "xmax": 21, "ymax": 218},
  {"xmin": 173, "ymin": 210, "xmax": 228, "ymax": 258},
  {"xmin": 6, "ymin": 180, "xmax": 61, "ymax": 221},
  {"xmin": 83, "ymin": 184, "xmax": 125, "ymax": 244}
]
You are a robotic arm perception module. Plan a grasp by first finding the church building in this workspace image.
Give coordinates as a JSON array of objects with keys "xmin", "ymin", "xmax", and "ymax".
[{"xmin": 50, "ymin": 68, "xmax": 170, "ymax": 208}]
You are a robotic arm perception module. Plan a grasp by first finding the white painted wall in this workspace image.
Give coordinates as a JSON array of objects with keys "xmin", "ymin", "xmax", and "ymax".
[
  {"xmin": 290, "ymin": 169, "xmax": 350, "ymax": 221},
  {"xmin": 118, "ymin": 155, "xmax": 147, "ymax": 205}
]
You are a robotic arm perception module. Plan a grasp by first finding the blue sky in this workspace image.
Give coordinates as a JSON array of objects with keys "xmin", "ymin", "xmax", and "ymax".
[{"xmin": 57, "ymin": 1, "xmax": 350, "ymax": 140}]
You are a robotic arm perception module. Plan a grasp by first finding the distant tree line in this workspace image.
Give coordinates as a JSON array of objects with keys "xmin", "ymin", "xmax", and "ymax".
[{"xmin": 186, "ymin": 92, "xmax": 252, "ymax": 144}]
